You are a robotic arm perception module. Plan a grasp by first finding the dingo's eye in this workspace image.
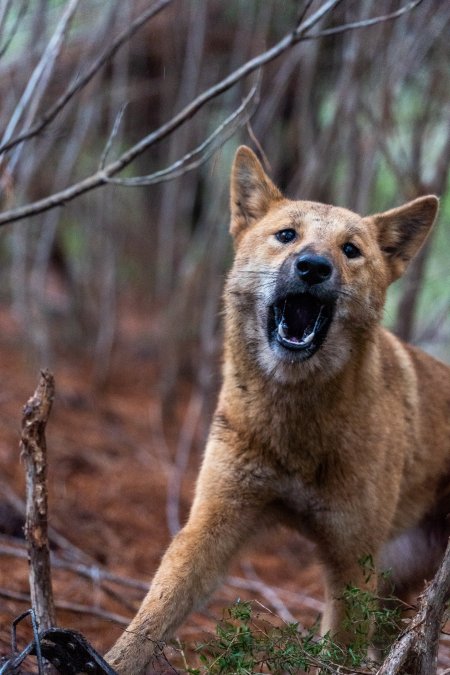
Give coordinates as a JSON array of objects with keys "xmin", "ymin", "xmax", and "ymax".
[
  {"xmin": 342, "ymin": 242, "xmax": 361, "ymax": 259},
  {"xmin": 275, "ymin": 229, "xmax": 296, "ymax": 244}
]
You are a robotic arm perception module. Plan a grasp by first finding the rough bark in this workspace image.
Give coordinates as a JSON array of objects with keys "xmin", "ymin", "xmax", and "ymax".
[
  {"xmin": 378, "ymin": 537, "xmax": 450, "ymax": 675},
  {"xmin": 20, "ymin": 370, "xmax": 57, "ymax": 673}
]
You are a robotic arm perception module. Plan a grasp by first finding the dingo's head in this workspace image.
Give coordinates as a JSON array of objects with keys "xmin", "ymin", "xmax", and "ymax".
[{"xmin": 226, "ymin": 146, "xmax": 438, "ymax": 382}]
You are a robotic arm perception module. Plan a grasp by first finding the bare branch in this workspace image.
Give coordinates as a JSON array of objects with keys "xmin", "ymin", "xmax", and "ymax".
[
  {"xmin": 20, "ymin": 370, "xmax": 56, "ymax": 635},
  {"xmin": 0, "ymin": 537, "xmax": 326, "ymax": 617},
  {"xmin": 306, "ymin": 0, "xmax": 425, "ymax": 40},
  {"xmin": 0, "ymin": 0, "xmax": 81, "ymax": 172},
  {"xmin": 0, "ymin": 0, "xmax": 28, "ymax": 60},
  {"xmin": 239, "ymin": 561, "xmax": 298, "ymax": 623},
  {"xmin": 1, "ymin": 0, "xmax": 417, "ymax": 228},
  {"xmin": 296, "ymin": 0, "xmax": 316, "ymax": 27},
  {"xmin": 0, "ymin": 0, "xmax": 424, "ymax": 229},
  {"xmin": 226, "ymin": 574, "xmax": 324, "ymax": 614},
  {"xmin": 0, "ymin": 588, "xmax": 129, "ymax": 626},
  {"xmin": 378, "ymin": 536, "xmax": 450, "ymax": 675},
  {"xmin": 107, "ymin": 82, "xmax": 259, "ymax": 187},
  {"xmin": 0, "ymin": 478, "xmax": 96, "ymax": 566},
  {"xmin": 99, "ymin": 102, "xmax": 128, "ymax": 171},
  {"xmin": 0, "ymin": 0, "xmax": 174, "ymax": 157},
  {"xmin": 0, "ymin": 537, "xmax": 148, "ymax": 592}
]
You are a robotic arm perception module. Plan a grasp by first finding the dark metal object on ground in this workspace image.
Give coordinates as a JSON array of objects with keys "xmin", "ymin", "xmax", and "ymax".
[{"xmin": 0, "ymin": 610, "xmax": 118, "ymax": 675}]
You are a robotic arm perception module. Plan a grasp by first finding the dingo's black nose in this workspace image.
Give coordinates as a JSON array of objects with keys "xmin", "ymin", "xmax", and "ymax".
[{"xmin": 296, "ymin": 254, "xmax": 333, "ymax": 285}]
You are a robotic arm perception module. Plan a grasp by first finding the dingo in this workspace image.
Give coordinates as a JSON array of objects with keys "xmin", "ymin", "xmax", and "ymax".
[{"xmin": 107, "ymin": 146, "xmax": 449, "ymax": 674}]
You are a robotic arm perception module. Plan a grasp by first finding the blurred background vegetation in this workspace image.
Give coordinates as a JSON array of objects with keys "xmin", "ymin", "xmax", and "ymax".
[{"xmin": 0, "ymin": 0, "xmax": 448, "ymax": 429}]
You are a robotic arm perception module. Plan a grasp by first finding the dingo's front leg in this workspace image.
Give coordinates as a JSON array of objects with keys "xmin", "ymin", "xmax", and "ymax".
[{"xmin": 106, "ymin": 442, "xmax": 266, "ymax": 674}]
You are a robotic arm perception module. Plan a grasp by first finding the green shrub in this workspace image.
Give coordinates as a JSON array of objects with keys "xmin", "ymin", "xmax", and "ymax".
[{"xmin": 183, "ymin": 586, "xmax": 401, "ymax": 675}]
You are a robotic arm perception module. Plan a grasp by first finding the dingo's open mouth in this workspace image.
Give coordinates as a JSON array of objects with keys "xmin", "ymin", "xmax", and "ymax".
[{"xmin": 269, "ymin": 293, "xmax": 334, "ymax": 358}]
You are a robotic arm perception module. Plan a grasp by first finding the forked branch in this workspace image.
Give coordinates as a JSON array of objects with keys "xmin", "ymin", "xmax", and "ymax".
[{"xmin": 0, "ymin": 0, "xmax": 423, "ymax": 228}]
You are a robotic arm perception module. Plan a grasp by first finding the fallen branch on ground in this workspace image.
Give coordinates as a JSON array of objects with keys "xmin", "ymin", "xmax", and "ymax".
[{"xmin": 0, "ymin": 588, "xmax": 129, "ymax": 626}]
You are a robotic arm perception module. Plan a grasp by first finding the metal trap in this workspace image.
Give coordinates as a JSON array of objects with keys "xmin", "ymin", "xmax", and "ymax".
[{"xmin": 0, "ymin": 610, "xmax": 118, "ymax": 674}]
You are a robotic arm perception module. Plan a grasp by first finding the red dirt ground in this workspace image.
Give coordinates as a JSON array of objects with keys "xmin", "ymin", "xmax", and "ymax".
[{"xmin": 0, "ymin": 302, "xmax": 448, "ymax": 673}]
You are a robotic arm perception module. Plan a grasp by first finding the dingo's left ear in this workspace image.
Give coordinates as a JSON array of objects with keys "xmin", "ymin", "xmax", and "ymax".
[
  {"xmin": 370, "ymin": 195, "xmax": 439, "ymax": 282},
  {"xmin": 230, "ymin": 146, "xmax": 283, "ymax": 240}
]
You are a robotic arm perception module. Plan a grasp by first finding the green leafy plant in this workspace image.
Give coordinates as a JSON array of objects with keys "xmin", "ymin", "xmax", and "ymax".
[
  {"xmin": 183, "ymin": 597, "xmax": 395, "ymax": 674},
  {"xmin": 186, "ymin": 600, "xmax": 324, "ymax": 674},
  {"xmin": 183, "ymin": 562, "xmax": 403, "ymax": 673}
]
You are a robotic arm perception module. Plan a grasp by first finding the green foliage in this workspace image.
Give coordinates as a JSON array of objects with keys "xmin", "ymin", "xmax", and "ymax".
[
  {"xmin": 182, "ymin": 587, "xmax": 401, "ymax": 675},
  {"xmin": 341, "ymin": 585, "xmax": 401, "ymax": 660},
  {"xmin": 182, "ymin": 558, "xmax": 403, "ymax": 674},
  {"xmin": 186, "ymin": 600, "xmax": 327, "ymax": 674}
]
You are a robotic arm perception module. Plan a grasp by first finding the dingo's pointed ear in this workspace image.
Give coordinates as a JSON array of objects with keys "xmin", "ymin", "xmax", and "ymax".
[
  {"xmin": 230, "ymin": 146, "xmax": 283, "ymax": 239},
  {"xmin": 371, "ymin": 195, "xmax": 439, "ymax": 282}
]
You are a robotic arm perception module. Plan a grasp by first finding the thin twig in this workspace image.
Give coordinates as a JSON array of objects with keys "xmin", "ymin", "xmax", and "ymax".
[
  {"xmin": 0, "ymin": 0, "xmax": 28, "ymax": 60},
  {"xmin": 305, "ymin": 0, "xmax": 425, "ymax": 40},
  {"xmin": 0, "ymin": 540, "xmax": 143, "ymax": 615},
  {"xmin": 0, "ymin": 0, "xmax": 81, "ymax": 173},
  {"xmin": 0, "ymin": 0, "xmax": 403, "ymax": 227},
  {"xmin": 296, "ymin": 0, "xmax": 316, "ymax": 27},
  {"xmin": 0, "ymin": 538, "xmax": 326, "ymax": 618},
  {"xmin": 0, "ymin": 588, "xmax": 129, "ymax": 626},
  {"xmin": 0, "ymin": 0, "xmax": 419, "ymax": 228},
  {"xmin": 107, "ymin": 83, "xmax": 259, "ymax": 187},
  {"xmin": 99, "ymin": 103, "xmax": 129, "ymax": 170},
  {"xmin": 226, "ymin": 574, "xmax": 324, "ymax": 614},
  {"xmin": 0, "ymin": 479, "xmax": 96, "ymax": 565},
  {"xmin": 0, "ymin": 536, "xmax": 148, "ymax": 592},
  {"xmin": 0, "ymin": 0, "xmax": 173, "ymax": 157},
  {"xmin": 240, "ymin": 561, "xmax": 298, "ymax": 623}
]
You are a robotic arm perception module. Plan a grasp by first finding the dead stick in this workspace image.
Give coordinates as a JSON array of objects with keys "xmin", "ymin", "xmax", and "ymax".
[
  {"xmin": 20, "ymin": 370, "xmax": 56, "ymax": 634},
  {"xmin": 378, "ymin": 536, "xmax": 450, "ymax": 675}
]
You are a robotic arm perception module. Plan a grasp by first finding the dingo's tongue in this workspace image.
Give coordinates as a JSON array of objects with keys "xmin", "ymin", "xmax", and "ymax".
[{"xmin": 278, "ymin": 320, "xmax": 316, "ymax": 347}]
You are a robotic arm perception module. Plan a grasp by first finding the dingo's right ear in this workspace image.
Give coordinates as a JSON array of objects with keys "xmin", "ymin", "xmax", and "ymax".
[{"xmin": 230, "ymin": 146, "xmax": 283, "ymax": 240}]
